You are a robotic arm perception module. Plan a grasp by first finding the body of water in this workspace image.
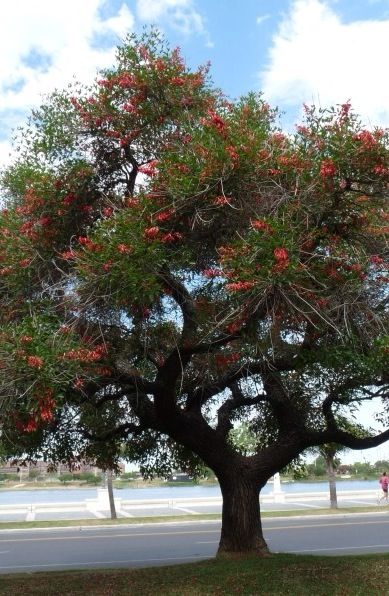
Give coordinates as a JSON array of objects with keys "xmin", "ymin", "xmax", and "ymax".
[{"xmin": 0, "ymin": 479, "xmax": 381, "ymax": 505}]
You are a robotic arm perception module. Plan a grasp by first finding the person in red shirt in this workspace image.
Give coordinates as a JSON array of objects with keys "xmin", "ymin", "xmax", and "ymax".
[{"xmin": 378, "ymin": 472, "xmax": 389, "ymax": 504}]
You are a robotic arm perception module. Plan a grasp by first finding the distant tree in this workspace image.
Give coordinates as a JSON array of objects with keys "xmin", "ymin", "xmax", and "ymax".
[
  {"xmin": 320, "ymin": 445, "xmax": 341, "ymax": 508},
  {"xmin": 350, "ymin": 461, "xmax": 375, "ymax": 476},
  {"xmin": 0, "ymin": 31, "xmax": 388, "ymax": 556},
  {"xmin": 373, "ymin": 459, "xmax": 389, "ymax": 473},
  {"xmin": 106, "ymin": 469, "xmax": 117, "ymax": 519},
  {"xmin": 317, "ymin": 420, "xmax": 368, "ymax": 508}
]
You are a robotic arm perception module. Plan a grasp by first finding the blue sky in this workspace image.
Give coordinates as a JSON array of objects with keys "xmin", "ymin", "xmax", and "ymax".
[
  {"xmin": 2, "ymin": 0, "xmax": 389, "ymax": 163},
  {"xmin": 0, "ymin": 0, "xmax": 388, "ymax": 463}
]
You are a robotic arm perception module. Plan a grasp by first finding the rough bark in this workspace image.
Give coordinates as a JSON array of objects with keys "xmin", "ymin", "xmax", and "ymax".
[
  {"xmin": 107, "ymin": 469, "xmax": 117, "ymax": 519},
  {"xmin": 217, "ymin": 471, "xmax": 269, "ymax": 556},
  {"xmin": 325, "ymin": 453, "xmax": 338, "ymax": 509}
]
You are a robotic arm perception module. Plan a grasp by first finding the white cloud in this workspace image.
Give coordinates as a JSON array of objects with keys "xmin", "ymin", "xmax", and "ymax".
[
  {"xmin": 256, "ymin": 14, "xmax": 270, "ymax": 26},
  {"xmin": 260, "ymin": 0, "xmax": 389, "ymax": 126},
  {"xmin": 0, "ymin": 1, "xmax": 134, "ymax": 111},
  {"xmin": 136, "ymin": 0, "xmax": 205, "ymax": 35},
  {"xmin": 0, "ymin": 0, "xmax": 210, "ymax": 169},
  {"xmin": 0, "ymin": 1, "xmax": 135, "ymax": 168}
]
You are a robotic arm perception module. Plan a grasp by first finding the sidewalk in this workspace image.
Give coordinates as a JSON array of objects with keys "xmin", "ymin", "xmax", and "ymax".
[{"xmin": 0, "ymin": 489, "xmax": 384, "ymax": 523}]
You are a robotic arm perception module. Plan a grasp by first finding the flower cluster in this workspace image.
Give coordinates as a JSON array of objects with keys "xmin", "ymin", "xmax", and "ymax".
[
  {"xmin": 273, "ymin": 247, "xmax": 290, "ymax": 272},
  {"xmin": 226, "ymin": 281, "xmax": 255, "ymax": 292},
  {"xmin": 60, "ymin": 344, "xmax": 106, "ymax": 363},
  {"xmin": 27, "ymin": 355, "xmax": 44, "ymax": 369},
  {"xmin": 251, "ymin": 220, "xmax": 274, "ymax": 234},
  {"xmin": 319, "ymin": 159, "xmax": 337, "ymax": 178},
  {"xmin": 138, "ymin": 161, "xmax": 158, "ymax": 177},
  {"xmin": 201, "ymin": 109, "xmax": 226, "ymax": 134},
  {"xmin": 144, "ymin": 226, "xmax": 160, "ymax": 240},
  {"xmin": 117, "ymin": 243, "xmax": 133, "ymax": 254}
]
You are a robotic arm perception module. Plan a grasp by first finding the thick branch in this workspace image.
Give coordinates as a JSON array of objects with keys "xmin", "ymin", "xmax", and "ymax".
[
  {"xmin": 187, "ymin": 357, "xmax": 293, "ymax": 410},
  {"xmin": 311, "ymin": 427, "xmax": 389, "ymax": 451},
  {"xmin": 157, "ymin": 267, "xmax": 197, "ymax": 343},
  {"xmin": 216, "ymin": 383, "xmax": 268, "ymax": 436}
]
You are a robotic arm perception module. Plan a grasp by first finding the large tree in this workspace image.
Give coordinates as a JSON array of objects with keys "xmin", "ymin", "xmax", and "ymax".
[{"xmin": 0, "ymin": 31, "xmax": 388, "ymax": 555}]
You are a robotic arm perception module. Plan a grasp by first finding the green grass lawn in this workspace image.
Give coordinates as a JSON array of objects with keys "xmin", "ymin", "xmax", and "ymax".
[{"xmin": 0, "ymin": 553, "xmax": 388, "ymax": 595}]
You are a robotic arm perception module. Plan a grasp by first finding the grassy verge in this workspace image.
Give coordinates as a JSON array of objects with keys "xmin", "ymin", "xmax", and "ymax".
[
  {"xmin": 0, "ymin": 505, "xmax": 386, "ymax": 531},
  {"xmin": 0, "ymin": 553, "xmax": 388, "ymax": 595}
]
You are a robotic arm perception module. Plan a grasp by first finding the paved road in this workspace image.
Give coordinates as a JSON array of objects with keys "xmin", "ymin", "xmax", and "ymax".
[{"xmin": 0, "ymin": 513, "xmax": 388, "ymax": 573}]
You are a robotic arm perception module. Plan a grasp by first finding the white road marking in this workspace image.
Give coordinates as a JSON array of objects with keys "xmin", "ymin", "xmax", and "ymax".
[
  {"xmin": 345, "ymin": 500, "xmax": 376, "ymax": 506},
  {"xmin": 0, "ymin": 554, "xmax": 209, "ymax": 571},
  {"xmin": 91, "ymin": 511, "xmax": 106, "ymax": 519},
  {"xmin": 287, "ymin": 502, "xmax": 322, "ymax": 509},
  {"xmin": 294, "ymin": 543, "xmax": 389, "ymax": 553}
]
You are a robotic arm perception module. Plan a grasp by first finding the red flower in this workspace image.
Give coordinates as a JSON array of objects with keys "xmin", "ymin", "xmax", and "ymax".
[
  {"xmin": 320, "ymin": 159, "xmax": 336, "ymax": 178},
  {"xmin": 171, "ymin": 76, "xmax": 186, "ymax": 86},
  {"xmin": 226, "ymin": 145, "xmax": 239, "ymax": 162},
  {"xmin": 63, "ymin": 193, "xmax": 76, "ymax": 206},
  {"xmin": 38, "ymin": 216, "xmax": 51, "ymax": 227},
  {"xmin": 353, "ymin": 130, "xmax": 376, "ymax": 148},
  {"xmin": 138, "ymin": 161, "xmax": 158, "ymax": 177},
  {"xmin": 155, "ymin": 209, "xmax": 174, "ymax": 222},
  {"xmin": 373, "ymin": 164, "xmax": 387, "ymax": 175},
  {"xmin": 102, "ymin": 260, "xmax": 113, "ymax": 272},
  {"xmin": 102, "ymin": 207, "xmax": 114, "ymax": 217},
  {"xmin": 273, "ymin": 247, "xmax": 290, "ymax": 272},
  {"xmin": 61, "ymin": 345, "xmax": 106, "ymax": 363},
  {"xmin": 226, "ymin": 281, "xmax": 255, "ymax": 292},
  {"xmin": 251, "ymin": 220, "xmax": 274, "ymax": 234},
  {"xmin": 274, "ymin": 247, "xmax": 289, "ymax": 262},
  {"xmin": 160, "ymin": 232, "xmax": 183, "ymax": 243},
  {"xmin": 118, "ymin": 73, "xmax": 136, "ymax": 88},
  {"xmin": 78, "ymin": 237, "xmax": 101, "ymax": 251},
  {"xmin": 0, "ymin": 266, "xmax": 13, "ymax": 276},
  {"xmin": 370, "ymin": 255, "xmax": 384, "ymax": 266},
  {"xmin": 24, "ymin": 419, "xmax": 39, "ymax": 433},
  {"xmin": 201, "ymin": 110, "xmax": 226, "ymax": 133},
  {"xmin": 27, "ymin": 355, "xmax": 44, "ymax": 369},
  {"xmin": 117, "ymin": 243, "xmax": 132, "ymax": 254},
  {"xmin": 144, "ymin": 226, "xmax": 160, "ymax": 240},
  {"xmin": 122, "ymin": 103, "xmax": 138, "ymax": 113}
]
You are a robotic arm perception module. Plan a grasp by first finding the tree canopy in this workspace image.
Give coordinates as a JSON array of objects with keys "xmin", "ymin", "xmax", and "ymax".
[{"xmin": 0, "ymin": 30, "xmax": 388, "ymax": 554}]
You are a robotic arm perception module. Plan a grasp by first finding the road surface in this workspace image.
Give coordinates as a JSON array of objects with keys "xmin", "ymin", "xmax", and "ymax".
[{"xmin": 0, "ymin": 513, "xmax": 389, "ymax": 573}]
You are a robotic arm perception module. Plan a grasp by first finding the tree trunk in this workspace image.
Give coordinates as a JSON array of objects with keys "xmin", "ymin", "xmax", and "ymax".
[
  {"xmin": 107, "ymin": 469, "xmax": 117, "ymax": 519},
  {"xmin": 325, "ymin": 453, "xmax": 338, "ymax": 509},
  {"xmin": 217, "ymin": 473, "xmax": 269, "ymax": 556}
]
